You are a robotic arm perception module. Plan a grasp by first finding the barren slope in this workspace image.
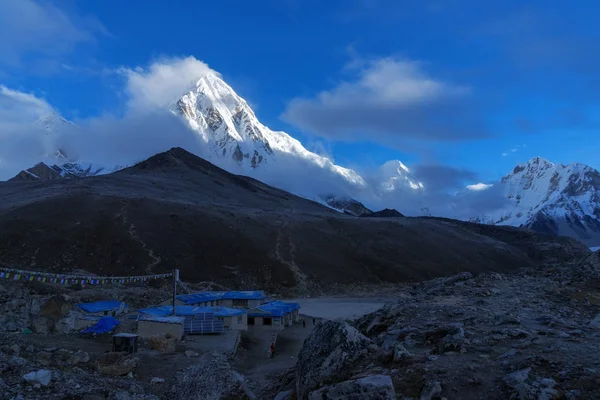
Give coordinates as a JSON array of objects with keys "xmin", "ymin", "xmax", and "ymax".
[{"xmin": 0, "ymin": 148, "xmax": 588, "ymax": 294}]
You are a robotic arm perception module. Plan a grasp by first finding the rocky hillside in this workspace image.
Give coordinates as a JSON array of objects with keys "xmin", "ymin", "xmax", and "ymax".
[
  {"xmin": 0, "ymin": 148, "xmax": 588, "ymax": 294},
  {"xmin": 273, "ymin": 252, "xmax": 600, "ymax": 399}
]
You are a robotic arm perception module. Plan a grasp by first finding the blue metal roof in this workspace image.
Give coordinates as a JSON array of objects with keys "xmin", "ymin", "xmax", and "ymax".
[
  {"xmin": 177, "ymin": 291, "xmax": 268, "ymax": 304},
  {"xmin": 138, "ymin": 305, "xmax": 246, "ymax": 318},
  {"xmin": 176, "ymin": 292, "xmax": 222, "ymax": 304},
  {"xmin": 139, "ymin": 315, "xmax": 184, "ymax": 324},
  {"xmin": 248, "ymin": 301, "xmax": 300, "ymax": 317},
  {"xmin": 77, "ymin": 301, "xmax": 126, "ymax": 313},
  {"xmin": 221, "ymin": 291, "xmax": 268, "ymax": 300}
]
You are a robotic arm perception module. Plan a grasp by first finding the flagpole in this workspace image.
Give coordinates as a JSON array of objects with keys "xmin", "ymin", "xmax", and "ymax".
[{"xmin": 172, "ymin": 269, "xmax": 179, "ymax": 316}]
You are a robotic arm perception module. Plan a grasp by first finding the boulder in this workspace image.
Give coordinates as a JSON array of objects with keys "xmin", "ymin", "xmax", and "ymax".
[
  {"xmin": 31, "ymin": 317, "xmax": 50, "ymax": 334},
  {"xmin": 424, "ymin": 323, "xmax": 467, "ymax": 354},
  {"xmin": 8, "ymin": 344, "xmax": 20, "ymax": 357},
  {"xmin": 503, "ymin": 368, "xmax": 533, "ymax": 400},
  {"xmin": 588, "ymin": 314, "xmax": 600, "ymax": 329},
  {"xmin": 68, "ymin": 350, "xmax": 91, "ymax": 365},
  {"xmin": 393, "ymin": 343, "xmax": 413, "ymax": 362},
  {"xmin": 97, "ymin": 352, "xmax": 138, "ymax": 377},
  {"xmin": 23, "ymin": 369, "xmax": 52, "ymax": 386},
  {"xmin": 30, "ymin": 298, "xmax": 41, "ymax": 316},
  {"xmin": 296, "ymin": 321, "xmax": 373, "ymax": 398},
  {"xmin": 55, "ymin": 312, "xmax": 76, "ymax": 334},
  {"xmin": 308, "ymin": 375, "xmax": 396, "ymax": 400},
  {"xmin": 168, "ymin": 352, "xmax": 256, "ymax": 400},
  {"xmin": 420, "ymin": 381, "xmax": 442, "ymax": 400},
  {"xmin": 274, "ymin": 390, "xmax": 294, "ymax": 400}
]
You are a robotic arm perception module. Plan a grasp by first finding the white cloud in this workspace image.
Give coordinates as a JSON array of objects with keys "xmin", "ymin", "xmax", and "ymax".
[
  {"xmin": 0, "ymin": 0, "xmax": 107, "ymax": 67},
  {"xmin": 466, "ymin": 182, "xmax": 493, "ymax": 191},
  {"xmin": 0, "ymin": 87, "xmax": 56, "ymax": 179},
  {"xmin": 501, "ymin": 144, "xmax": 527, "ymax": 157},
  {"xmin": 282, "ymin": 57, "xmax": 487, "ymax": 145},
  {"xmin": 121, "ymin": 57, "xmax": 217, "ymax": 112},
  {"xmin": 0, "ymin": 85, "xmax": 54, "ymax": 123}
]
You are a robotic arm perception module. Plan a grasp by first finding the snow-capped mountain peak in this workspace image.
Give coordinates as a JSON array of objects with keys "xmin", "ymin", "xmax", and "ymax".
[
  {"xmin": 171, "ymin": 73, "xmax": 367, "ymax": 188},
  {"xmin": 477, "ymin": 156, "xmax": 600, "ymax": 245},
  {"xmin": 376, "ymin": 160, "xmax": 423, "ymax": 192}
]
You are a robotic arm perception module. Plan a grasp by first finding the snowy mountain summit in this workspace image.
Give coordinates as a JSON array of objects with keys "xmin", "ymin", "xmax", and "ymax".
[
  {"xmin": 171, "ymin": 73, "xmax": 365, "ymax": 189},
  {"xmin": 476, "ymin": 157, "xmax": 600, "ymax": 246},
  {"xmin": 173, "ymin": 74, "xmax": 274, "ymax": 169}
]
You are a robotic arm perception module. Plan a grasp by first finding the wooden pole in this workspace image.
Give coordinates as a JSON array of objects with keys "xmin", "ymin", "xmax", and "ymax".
[{"xmin": 172, "ymin": 269, "xmax": 179, "ymax": 316}]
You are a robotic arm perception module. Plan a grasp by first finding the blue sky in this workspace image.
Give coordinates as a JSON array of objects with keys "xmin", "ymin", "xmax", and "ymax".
[{"xmin": 1, "ymin": 0, "xmax": 599, "ymax": 184}]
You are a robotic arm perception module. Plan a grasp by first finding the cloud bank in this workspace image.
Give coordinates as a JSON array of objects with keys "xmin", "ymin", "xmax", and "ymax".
[
  {"xmin": 121, "ymin": 56, "xmax": 217, "ymax": 112},
  {"xmin": 282, "ymin": 57, "xmax": 488, "ymax": 146}
]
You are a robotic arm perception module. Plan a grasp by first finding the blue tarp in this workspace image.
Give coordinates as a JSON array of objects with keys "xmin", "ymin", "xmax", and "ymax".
[
  {"xmin": 81, "ymin": 316, "xmax": 120, "ymax": 334},
  {"xmin": 248, "ymin": 301, "xmax": 300, "ymax": 317},
  {"xmin": 77, "ymin": 301, "xmax": 126, "ymax": 313}
]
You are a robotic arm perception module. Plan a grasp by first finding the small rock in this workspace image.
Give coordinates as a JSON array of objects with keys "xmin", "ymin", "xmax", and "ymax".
[
  {"xmin": 185, "ymin": 350, "xmax": 199, "ymax": 357},
  {"xmin": 151, "ymin": 377, "xmax": 165, "ymax": 384},
  {"xmin": 420, "ymin": 381, "xmax": 442, "ymax": 400},
  {"xmin": 503, "ymin": 368, "xmax": 532, "ymax": 399},
  {"xmin": 538, "ymin": 387, "xmax": 560, "ymax": 400},
  {"xmin": 588, "ymin": 314, "xmax": 600, "ymax": 329},
  {"xmin": 274, "ymin": 390, "xmax": 293, "ymax": 400},
  {"xmin": 68, "ymin": 350, "xmax": 91, "ymax": 365},
  {"xmin": 499, "ymin": 349, "xmax": 517, "ymax": 359},
  {"xmin": 23, "ymin": 369, "xmax": 52, "ymax": 387},
  {"xmin": 8, "ymin": 344, "xmax": 20, "ymax": 357},
  {"xmin": 54, "ymin": 348, "xmax": 71, "ymax": 361},
  {"xmin": 539, "ymin": 378, "xmax": 557, "ymax": 388},
  {"xmin": 393, "ymin": 344, "xmax": 413, "ymax": 362}
]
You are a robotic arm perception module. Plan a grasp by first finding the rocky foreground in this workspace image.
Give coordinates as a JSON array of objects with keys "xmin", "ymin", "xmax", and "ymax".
[{"xmin": 2, "ymin": 252, "xmax": 600, "ymax": 399}]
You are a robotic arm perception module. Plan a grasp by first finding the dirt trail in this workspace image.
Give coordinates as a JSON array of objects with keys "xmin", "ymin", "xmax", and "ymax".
[
  {"xmin": 117, "ymin": 201, "xmax": 162, "ymax": 273},
  {"xmin": 274, "ymin": 209, "xmax": 309, "ymax": 291}
]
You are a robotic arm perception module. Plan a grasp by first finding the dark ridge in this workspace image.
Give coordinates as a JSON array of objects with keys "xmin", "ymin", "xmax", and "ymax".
[{"xmin": 361, "ymin": 208, "xmax": 405, "ymax": 218}]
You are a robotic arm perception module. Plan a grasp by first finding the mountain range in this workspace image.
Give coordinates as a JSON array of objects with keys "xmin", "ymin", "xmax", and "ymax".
[
  {"xmin": 0, "ymin": 147, "xmax": 588, "ymax": 294},
  {"xmin": 7, "ymin": 73, "xmax": 600, "ymax": 246}
]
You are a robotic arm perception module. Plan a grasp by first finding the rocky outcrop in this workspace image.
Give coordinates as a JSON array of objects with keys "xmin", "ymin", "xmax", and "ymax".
[
  {"xmin": 0, "ymin": 349, "xmax": 155, "ymax": 399},
  {"xmin": 168, "ymin": 352, "xmax": 255, "ymax": 400},
  {"xmin": 307, "ymin": 375, "xmax": 396, "ymax": 399},
  {"xmin": 348, "ymin": 268, "xmax": 600, "ymax": 399},
  {"xmin": 295, "ymin": 321, "xmax": 374, "ymax": 398}
]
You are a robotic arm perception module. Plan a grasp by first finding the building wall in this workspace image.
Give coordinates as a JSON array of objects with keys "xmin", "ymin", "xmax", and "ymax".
[
  {"xmin": 229, "ymin": 313, "xmax": 248, "ymax": 330},
  {"xmin": 248, "ymin": 315, "xmax": 284, "ymax": 331},
  {"xmin": 137, "ymin": 321, "xmax": 183, "ymax": 340}
]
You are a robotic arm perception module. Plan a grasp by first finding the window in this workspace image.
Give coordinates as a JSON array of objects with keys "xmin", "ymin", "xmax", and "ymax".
[
  {"xmin": 263, "ymin": 317, "xmax": 272, "ymax": 326},
  {"xmin": 248, "ymin": 317, "xmax": 255, "ymax": 325},
  {"xmin": 237, "ymin": 316, "xmax": 242, "ymax": 324},
  {"xmin": 233, "ymin": 299, "xmax": 248, "ymax": 307}
]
